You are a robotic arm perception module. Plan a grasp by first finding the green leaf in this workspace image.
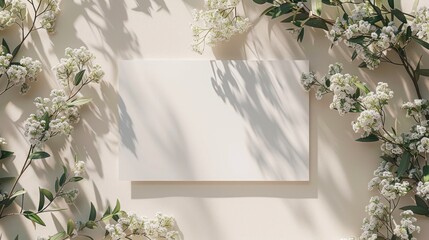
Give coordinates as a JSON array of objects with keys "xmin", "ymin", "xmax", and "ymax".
[
  {"xmin": 112, "ymin": 199, "xmax": 120, "ymax": 214},
  {"xmin": 103, "ymin": 206, "xmax": 111, "ymax": 218},
  {"xmin": 59, "ymin": 173, "xmax": 66, "ymax": 187},
  {"xmin": 38, "ymin": 188, "xmax": 45, "ymax": 211},
  {"xmin": 392, "ymin": 9, "xmax": 407, "ymax": 23},
  {"xmin": 14, "ymin": 235, "xmax": 18, "ymax": 240},
  {"xmin": 0, "ymin": 0, "xmax": 5, "ymax": 8},
  {"xmin": 89, "ymin": 202, "xmax": 96, "ymax": 221},
  {"xmin": 12, "ymin": 43, "xmax": 21, "ymax": 57},
  {"xmin": 68, "ymin": 98, "xmax": 92, "ymax": 107},
  {"xmin": 297, "ymin": 28, "xmax": 304, "ymax": 42},
  {"xmin": 348, "ymin": 36, "xmax": 366, "ymax": 45},
  {"xmin": 397, "ymin": 151, "xmax": 411, "ymax": 177},
  {"xmin": 356, "ymin": 134, "xmax": 379, "ymax": 142},
  {"xmin": 55, "ymin": 178, "xmax": 59, "ymax": 192},
  {"xmin": 253, "ymin": 0, "xmax": 268, "ymax": 4},
  {"xmin": 42, "ymin": 111, "xmax": 50, "ymax": 131},
  {"xmin": 358, "ymin": 62, "xmax": 367, "ymax": 68},
  {"xmin": 0, "ymin": 150, "xmax": 13, "ymax": 160},
  {"xmin": 423, "ymin": 165, "xmax": 429, "ymax": 182},
  {"xmin": 400, "ymin": 205, "xmax": 429, "ymax": 216},
  {"xmin": 417, "ymin": 69, "xmax": 429, "ymax": 77},
  {"xmin": 304, "ymin": 18, "xmax": 328, "ymax": 31},
  {"xmin": 0, "ymin": 176, "xmax": 15, "ymax": 184},
  {"xmin": 412, "ymin": 36, "xmax": 429, "ymax": 50},
  {"xmin": 23, "ymin": 211, "xmax": 46, "ymax": 226},
  {"xmin": 388, "ymin": 0, "xmax": 394, "ymax": 8},
  {"xmin": 351, "ymin": 50, "xmax": 357, "ymax": 61},
  {"xmin": 67, "ymin": 219, "xmax": 75, "ymax": 236},
  {"xmin": 69, "ymin": 176, "xmax": 83, "ymax": 182},
  {"xmin": 260, "ymin": 6, "xmax": 275, "ymax": 17},
  {"xmin": 282, "ymin": 13, "xmax": 309, "ymax": 23},
  {"xmin": 2, "ymin": 39, "xmax": 10, "ymax": 54},
  {"xmin": 354, "ymin": 82, "xmax": 370, "ymax": 94},
  {"xmin": 381, "ymin": 155, "xmax": 395, "ymax": 163},
  {"xmin": 85, "ymin": 220, "xmax": 97, "ymax": 229},
  {"xmin": 11, "ymin": 189, "xmax": 26, "ymax": 198},
  {"xmin": 30, "ymin": 151, "xmax": 50, "ymax": 160},
  {"xmin": 40, "ymin": 188, "xmax": 54, "ymax": 201},
  {"xmin": 415, "ymin": 194, "xmax": 428, "ymax": 208},
  {"xmin": 49, "ymin": 231, "xmax": 67, "ymax": 240},
  {"xmin": 321, "ymin": 0, "xmax": 335, "ymax": 5},
  {"xmin": 74, "ymin": 69, "xmax": 85, "ymax": 86}
]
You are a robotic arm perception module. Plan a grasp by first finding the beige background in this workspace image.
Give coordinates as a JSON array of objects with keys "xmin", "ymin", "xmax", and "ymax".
[{"xmin": 1, "ymin": 0, "xmax": 429, "ymax": 239}]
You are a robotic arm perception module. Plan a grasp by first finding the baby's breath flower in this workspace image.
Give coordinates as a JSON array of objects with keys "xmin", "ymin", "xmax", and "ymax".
[{"xmin": 191, "ymin": 0, "xmax": 250, "ymax": 54}]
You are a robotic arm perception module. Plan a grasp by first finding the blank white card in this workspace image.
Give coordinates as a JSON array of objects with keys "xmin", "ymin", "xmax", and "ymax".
[{"xmin": 118, "ymin": 60, "xmax": 309, "ymax": 181}]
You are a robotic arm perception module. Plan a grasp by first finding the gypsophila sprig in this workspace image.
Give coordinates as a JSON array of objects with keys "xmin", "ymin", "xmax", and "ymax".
[
  {"xmin": 191, "ymin": 0, "xmax": 250, "ymax": 54},
  {"xmin": 105, "ymin": 212, "xmax": 179, "ymax": 240},
  {"xmin": 0, "ymin": 0, "xmax": 26, "ymax": 30}
]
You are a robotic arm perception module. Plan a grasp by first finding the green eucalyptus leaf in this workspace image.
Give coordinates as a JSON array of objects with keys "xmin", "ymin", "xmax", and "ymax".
[
  {"xmin": 74, "ymin": 69, "xmax": 85, "ymax": 86},
  {"xmin": 282, "ymin": 13, "xmax": 308, "ymax": 23},
  {"xmin": 354, "ymin": 82, "xmax": 370, "ymax": 94},
  {"xmin": 11, "ymin": 189, "xmax": 26, "ymax": 198},
  {"xmin": 423, "ymin": 165, "xmax": 429, "ymax": 182},
  {"xmin": 30, "ymin": 151, "xmax": 50, "ymax": 160},
  {"xmin": 55, "ymin": 178, "xmax": 59, "ymax": 192},
  {"xmin": 38, "ymin": 188, "xmax": 45, "ymax": 211},
  {"xmin": 412, "ymin": 36, "xmax": 429, "ymax": 50},
  {"xmin": 23, "ymin": 211, "xmax": 46, "ymax": 226},
  {"xmin": 260, "ymin": 6, "xmax": 275, "ymax": 17},
  {"xmin": 415, "ymin": 194, "xmax": 428, "ymax": 208},
  {"xmin": 69, "ymin": 176, "xmax": 83, "ymax": 182},
  {"xmin": 388, "ymin": 0, "xmax": 394, "ymax": 8},
  {"xmin": 0, "ymin": 176, "xmax": 15, "ymax": 185},
  {"xmin": 49, "ymin": 231, "xmax": 67, "ymax": 240},
  {"xmin": 67, "ymin": 219, "xmax": 75, "ymax": 236},
  {"xmin": 103, "ymin": 206, "xmax": 111, "ymax": 218},
  {"xmin": 297, "ymin": 28, "xmax": 304, "ymax": 42},
  {"xmin": 392, "ymin": 9, "xmax": 407, "ymax": 23},
  {"xmin": 253, "ymin": 0, "xmax": 268, "ymax": 4},
  {"xmin": 89, "ymin": 202, "xmax": 96, "ymax": 221},
  {"xmin": 42, "ymin": 112, "xmax": 50, "ymax": 131},
  {"xmin": 348, "ymin": 36, "xmax": 366, "ymax": 45},
  {"xmin": 2, "ymin": 39, "xmax": 10, "ymax": 54},
  {"xmin": 85, "ymin": 220, "xmax": 97, "ymax": 229},
  {"xmin": 358, "ymin": 62, "xmax": 367, "ymax": 68},
  {"xmin": 112, "ymin": 199, "xmax": 121, "ymax": 214},
  {"xmin": 304, "ymin": 18, "xmax": 328, "ymax": 31},
  {"xmin": 397, "ymin": 151, "xmax": 411, "ymax": 177},
  {"xmin": 351, "ymin": 50, "xmax": 357, "ymax": 61},
  {"xmin": 0, "ymin": 150, "xmax": 14, "ymax": 160},
  {"xmin": 400, "ymin": 205, "xmax": 429, "ymax": 216},
  {"xmin": 0, "ymin": 0, "xmax": 5, "ymax": 8},
  {"xmin": 68, "ymin": 98, "xmax": 92, "ymax": 107},
  {"xmin": 12, "ymin": 43, "xmax": 21, "ymax": 57},
  {"xmin": 417, "ymin": 69, "xmax": 429, "ymax": 77},
  {"xmin": 356, "ymin": 134, "xmax": 379, "ymax": 142},
  {"xmin": 40, "ymin": 188, "xmax": 54, "ymax": 201}
]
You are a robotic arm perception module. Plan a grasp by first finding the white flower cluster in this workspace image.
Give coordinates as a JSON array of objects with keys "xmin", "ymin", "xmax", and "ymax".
[
  {"xmin": 60, "ymin": 188, "xmax": 79, "ymax": 204},
  {"xmin": 0, "ymin": 0, "xmax": 26, "ymax": 30},
  {"xmin": 6, "ymin": 56, "xmax": 42, "ymax": 94},
  {"xmin": 300, "ymin": 63, "xmax": 343, "ymax": 100},
  {"xmin": 0, "ymin": 48, "xmax": 12, "ymax": 75},
  {"xmin": 352, "ymin": 110, "xmax": 382, "ymax": 137},
  {"xmin": 24, "ymin": 89, "xmax": 79, "ymax": 148},
  {"xmin": 73, "ymin": 160, "xmax": 85, "ymax": 176},
  {"xmin": 327, "ymin": 2, "xmax": 407, "ymax": 70},
  {"xmin": 360, "ymin": 82, "xmax": 394, "ymax": 110},
  {"xmin": 416, "ymin": 181, "xmax": 429, "ymax": 201},
  {"xmin": 380, "ymin": 141, "xmax": 403, "ymax": 156},
  {"xmin": 393, "ymin": 210, "xmax": 420, "ymax": 240},
  {"xmin": 360, "ymin": 196, "xmax": 387, "ymax": 240},
  {"xmin": 105, "ymin": 212, "xmax": 179, "ymax": 240},
  {"xmin": 410, "ymin": 6, "xmax": 429, "ymax": 42},
  {"xmin": 368, "ymin": 161, "xmax": 410, "ymax": 200},
  {"xmin": 402, "ymin": 99, "xmax": 429, "ymax": 120},
  {"xmin": 329, "ymin": 73, "xmax": 358, "ymax": 115},
  {"xmin": 53, "ymin": 47, "xmax": 104, "ymax": 88},
  {"xmin": 191, "ymin": 0, "xmax": 250, "ymax": 54},
  {"xmin": 39, "ymin": 0, "xmax": 60, "ymax": 33}
]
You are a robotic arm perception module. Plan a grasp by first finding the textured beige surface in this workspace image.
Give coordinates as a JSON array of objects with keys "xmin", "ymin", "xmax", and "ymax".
[{"xmin": 0, "ymin": 0, "xmax": 428, "ymax": 239}]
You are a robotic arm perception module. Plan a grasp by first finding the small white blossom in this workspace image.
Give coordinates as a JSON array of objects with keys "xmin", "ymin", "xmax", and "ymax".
[
  {"xmin": 73, "ymin": 160, "xmax": 85, "ymax": 176},
  {"xmin": 352, "ymin": 110, "xmax": 382, "ymax": 137},
  {"xmin": 393, "ymin": 210, "xmax": 420, "ymax": 239}
]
